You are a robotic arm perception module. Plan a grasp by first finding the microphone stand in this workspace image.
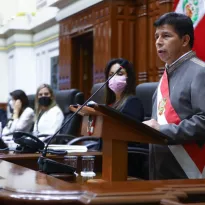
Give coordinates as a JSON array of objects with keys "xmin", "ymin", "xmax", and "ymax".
[{"xmin": 38, "ymin": 61, "xmax": 127, "ymax": 174}]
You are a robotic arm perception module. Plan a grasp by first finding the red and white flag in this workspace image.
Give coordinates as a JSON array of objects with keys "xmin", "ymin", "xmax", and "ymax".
[{"xmin": 174, "ymin": 0, "xmax": 205, "ymax": 61}]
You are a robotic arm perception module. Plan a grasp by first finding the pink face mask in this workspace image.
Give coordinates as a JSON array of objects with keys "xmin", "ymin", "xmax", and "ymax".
[{"xmin": 108, "ymin": 75, "xmax": 127, "ymax": 94}]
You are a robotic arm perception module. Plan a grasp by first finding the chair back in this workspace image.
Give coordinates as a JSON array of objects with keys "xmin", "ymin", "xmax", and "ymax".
[
  {"xmin": 90, "ymin": 82, "xmax": 106, "ymax": 104},
  {"xmin": 135, "ymin": 82, "xmax": 158, "ymax": 120},
  {"xmin": 55, "ymin": 89, "xmax": 84, "ymax": 114},
  {"xmin": 27, "ymin": 95, "xmax": 35, "ymax": 110},
  {"xmin": 56, "ymin": 89, "xmax": 84, "ymax": 136}
]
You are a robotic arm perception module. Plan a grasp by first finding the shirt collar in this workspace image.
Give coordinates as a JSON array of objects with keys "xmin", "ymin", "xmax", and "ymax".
[{"xmin": 165, "ymin": 50, "xmax": 196, "ymax": 73}]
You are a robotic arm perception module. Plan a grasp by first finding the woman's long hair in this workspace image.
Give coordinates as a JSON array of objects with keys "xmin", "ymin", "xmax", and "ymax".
[
  {"xmin": 10, "ymin": 90, "xmax": 29, "ymax": 117},
  {"xmin": 34, "ymin": 84, "xmax": 56, "ymax": 118},
  {"xmin": 104, "ymin": 58, "xmax": 136, "ymax": 110}
]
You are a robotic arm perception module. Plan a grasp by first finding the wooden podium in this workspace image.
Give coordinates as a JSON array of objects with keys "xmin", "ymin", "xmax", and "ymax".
[{"xmin": 70, "ymin": 104, "xmax": 170, "ymax": 182}]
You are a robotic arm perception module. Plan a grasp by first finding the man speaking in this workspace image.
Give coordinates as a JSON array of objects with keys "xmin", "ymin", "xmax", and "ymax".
[{"xmin": 143, "ymin": 12, "xmax": 205, "ymax": 180}]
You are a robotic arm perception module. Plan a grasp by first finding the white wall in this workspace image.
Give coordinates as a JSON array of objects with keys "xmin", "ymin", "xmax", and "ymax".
[
  {"xmin": 5, "ymin": 34, "xmax": 59, "ymax": 99},
  {"xmin": 35, "ymin": 39, "xmax": 59, "ymax": 89},
  {"xmin": 0, "ymin": 8, "xmax": 59, "ymax": 102},
  {"xmin": 7, "ymin": 47, "xmax": 36, "ymax": 95},
  {"xmin": 0, "ymin": 51, "xmax": 8, "ymax": 102},
  {"xmin": 0, "ymin": 0, "xmax": 36, "ymax": 25},
  {"xmin": 0, "ymin": 0, "xmax": 18, "ymax": 24},
  {"xmin": 0, "ymin": 0, "xmax": 95, "ymax": 103}
]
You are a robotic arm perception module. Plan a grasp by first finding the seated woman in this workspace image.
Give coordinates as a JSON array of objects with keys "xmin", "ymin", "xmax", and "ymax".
[
  {"xmin": 33, "ymin": 84, "xmax": 64, "ymax": 136},
  {"xmin": 2, "ymin": 90, "xmax": 34, "ymax": 137},
  {"xmin": 105, "ymin": 58, "xmax": 144, "ymax": 121},
  {"xmin": 102, "ymin": 58, "xmax": 148, "ymax": 179}
]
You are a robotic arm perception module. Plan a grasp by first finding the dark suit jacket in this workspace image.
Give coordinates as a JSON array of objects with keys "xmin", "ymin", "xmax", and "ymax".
[{"xmin": 119, "ymin": 96, "xmax": 144, "ymax": 122}]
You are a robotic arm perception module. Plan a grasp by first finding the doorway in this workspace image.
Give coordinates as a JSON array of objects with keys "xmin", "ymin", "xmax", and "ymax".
[{"xmin": 71, "ymin": 32, "xmax": 93, "ymax": 100}]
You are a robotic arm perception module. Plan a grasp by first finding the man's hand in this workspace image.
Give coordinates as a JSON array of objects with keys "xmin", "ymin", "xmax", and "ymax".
[{"xmin": 143, "ymin": 119, "xmax": 160, "ymax": 130}]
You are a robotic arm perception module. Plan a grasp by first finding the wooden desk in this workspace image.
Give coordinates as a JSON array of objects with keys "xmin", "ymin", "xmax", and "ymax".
[
  {"xmin": 0, "ymin": 152, "xmax": 102, "ymax": 172},
  {"xmin": 2, "ymin": 160, "xmax": 205, "ymax": 204},
  {"xmin": 0, "ymin": 160, "xmax": 180, "ymax": 205}
]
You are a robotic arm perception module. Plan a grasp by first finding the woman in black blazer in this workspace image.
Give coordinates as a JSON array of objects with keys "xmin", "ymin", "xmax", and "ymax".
[
  {"xmin": 104, "ymin": 58, "xmax": 144, "ymax": 121},
  {"xmin": 99, "ymin": 58, "xmax": 148, "ymax": 179}
]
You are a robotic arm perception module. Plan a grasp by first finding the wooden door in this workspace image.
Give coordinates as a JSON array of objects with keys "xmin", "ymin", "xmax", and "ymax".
[{"xmin": 71, "ymin": 32, "xmax": 93, "ymax": 100}]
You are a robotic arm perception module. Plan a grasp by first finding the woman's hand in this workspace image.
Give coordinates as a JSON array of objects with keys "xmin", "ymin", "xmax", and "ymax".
[{"xmin": 13, "ymin": 100, "xmax": 22, "ymax": 119}]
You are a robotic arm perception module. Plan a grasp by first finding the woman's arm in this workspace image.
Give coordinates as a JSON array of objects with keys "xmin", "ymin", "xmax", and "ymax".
[{"xmin": 9, "ymin": 108, "xmax": 34, "ymax": 132}]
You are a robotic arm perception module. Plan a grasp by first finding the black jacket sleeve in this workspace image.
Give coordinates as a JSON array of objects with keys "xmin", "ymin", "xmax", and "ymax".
[{"xmin": 120, "ymin": 96, "xmax": 144, "ymax": 122}]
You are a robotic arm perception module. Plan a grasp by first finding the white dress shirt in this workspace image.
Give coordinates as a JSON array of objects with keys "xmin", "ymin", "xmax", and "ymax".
[
  {"xmin": 2, "ymin": 107, "xmax": 34, "ymax": 136},
  {"xmin": 33, "ymin": 105, "xmax": 64, "ymax": 136}
]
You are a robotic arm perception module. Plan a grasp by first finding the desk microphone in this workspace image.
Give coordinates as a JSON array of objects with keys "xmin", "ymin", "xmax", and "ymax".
[{"xmin": 38, "ymin": 60, "xmax": 129, "ymax": 174}]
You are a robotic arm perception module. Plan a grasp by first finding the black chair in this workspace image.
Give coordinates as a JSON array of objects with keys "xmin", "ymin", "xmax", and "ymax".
[
  {"xmin": 54, "ymin": 89, "xmax": 84, "ymax": 144},
  {"xmin": 27, "ymin": 95, "xmax": 35, "ymax": 110},
  {"xmin": 0, "ymin": 108, "xmax": 7, "ymax": 128},
  {"xmin": 89, "ymin": 82, "xmax": 106, "ymax": 104},
  {"xmin": 67, "ymin": 136, "xmax": 99, "ymax": 150},
  {"xmin": 128, "ymin": 146, "xmax": 149, "ymax": 179},
  {"xmin": 135, "ymin": 82, "xmax": 158, "ymax": 121}
]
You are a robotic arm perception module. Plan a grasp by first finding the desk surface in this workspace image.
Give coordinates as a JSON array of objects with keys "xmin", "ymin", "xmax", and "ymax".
[
  {"xmin": 1, "ymin": 159, "xmax": 205, "ymax": 205},
  {"xmin": 1, "ymin": 153, "xmax": 205, "ymax": 205}
]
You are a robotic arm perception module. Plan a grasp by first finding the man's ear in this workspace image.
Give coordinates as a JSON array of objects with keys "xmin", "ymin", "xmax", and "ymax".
[{"xmin": 182, "ymin": 34, "xmax": 190, "ymax": 47}]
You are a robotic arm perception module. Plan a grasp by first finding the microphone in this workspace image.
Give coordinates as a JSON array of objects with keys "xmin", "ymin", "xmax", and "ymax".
[{"xmin": 38, "ymin": 60, "xmax": 129, "ymax": 174}]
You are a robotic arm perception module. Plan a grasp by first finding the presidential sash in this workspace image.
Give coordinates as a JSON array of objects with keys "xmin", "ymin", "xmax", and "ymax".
[{"xmin": 157, "ymin": 70, "xmax": 205, "ymax": 179}]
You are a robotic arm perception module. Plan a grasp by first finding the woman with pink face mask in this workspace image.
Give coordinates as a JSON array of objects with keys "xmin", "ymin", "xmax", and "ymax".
[
  {"xmin": 105, "ymin": 58, "xmax": 144, "ymax": 121},
  {"xmin": 100, "ymin": 58, "xmax": 148, "ymax": 179}
]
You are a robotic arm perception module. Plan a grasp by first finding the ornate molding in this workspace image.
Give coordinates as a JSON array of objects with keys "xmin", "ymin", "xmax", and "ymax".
[
  {"xmin": 56, "ymin": 0, "xmax": 103, "ymax": 22},
  {"xmin": 136, "ymin": 0, "xmax": 146, "ymax": 7},
  {"xmin": 159, "ymin": 0, "xmax": 173, "ymax": 4},
  {"xmin": 138, "ymin": 72, "xmax": 148, "ymax": 82},
  {"xmin": 137, "ymin": 4, "xmax": 147, "ymax": 17},
  {"xmin": 129, "ymin": 7, "xmax": 136, "ymax": 16},
  {"xmin": 158, "ymin": 67, "xmax": 164, "ymax": 78},
  {"xmin": 117, "ymin": 6, "xmax": 125, "ymax": 15}
]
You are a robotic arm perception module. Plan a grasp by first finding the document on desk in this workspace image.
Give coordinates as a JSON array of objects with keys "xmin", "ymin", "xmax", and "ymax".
[{"xmin": 47, "ymin": 144, "xmax": 88, "ymax": 153}]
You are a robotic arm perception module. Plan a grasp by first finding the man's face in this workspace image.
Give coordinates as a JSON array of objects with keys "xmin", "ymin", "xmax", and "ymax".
[{"xmin": 155, "ymin": 24, "xmax": 187, "ymax": 65}]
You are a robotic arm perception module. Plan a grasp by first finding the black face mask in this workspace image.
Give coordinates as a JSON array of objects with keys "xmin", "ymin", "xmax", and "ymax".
[{"xmin": 38, "ymin": 97, "xmax": 52, "ymax": 107}]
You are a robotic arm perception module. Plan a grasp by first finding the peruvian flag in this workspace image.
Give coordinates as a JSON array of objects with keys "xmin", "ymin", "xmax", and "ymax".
[{"xmin": 174, "ymin": 0, "xmax": 205, "ymax": 61}]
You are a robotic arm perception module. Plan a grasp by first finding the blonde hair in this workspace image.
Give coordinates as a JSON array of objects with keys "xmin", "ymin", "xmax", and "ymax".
[{"xmin": 34, "ymin": 84, "xmax": 56, "ymax": 118}]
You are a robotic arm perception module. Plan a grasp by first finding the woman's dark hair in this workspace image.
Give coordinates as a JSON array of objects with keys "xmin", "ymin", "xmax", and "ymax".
[
  {"xmin": 104, "ymin": 58, "xmax": 136, "ymax": 110},
  {"xmin": 154, "ymin": 12, "xmax": 194, "ymax": 48},
  {"xmin": 10, "ymin": 90, "xmax": 29, "ymax": 116}
]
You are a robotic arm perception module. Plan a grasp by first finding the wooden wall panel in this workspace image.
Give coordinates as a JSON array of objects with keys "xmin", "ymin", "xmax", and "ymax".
[
  {"xmin": 58, "ymin": 0, "xmax": 174, "ymax": 92},
  {"xmin": 111, "ymin": 1, "xmax": 137, "ymax": 60},
  {"xmin": 93, "ymin": 3, "xmax": 111, "ymax": 83},
  {"xmin": 157, "ymin": 0, "xmax": 174, "ymax": 78},
  {"xmin": 136, "ymin": 1, "xmax": 148, "ymax": 83},
  {"xmin": 59, "ymin": 34, "xmax": 71, "ymax": 89},
  {"xmin": 147, "ymin": 0, "xmax": 160, "ymax": 82},
  {"xmin": 0, "ymin": 103, "xmax": 7, "ymax": 111},
  {"xmin": 93, "ymin": 20, "xmax": 111, "ymax": 83}
]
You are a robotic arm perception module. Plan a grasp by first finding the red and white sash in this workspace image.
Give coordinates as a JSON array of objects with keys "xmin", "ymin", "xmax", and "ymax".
[{"xmin": 157, "ymin": 71, "xmax": 205, "ymax": 179}]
